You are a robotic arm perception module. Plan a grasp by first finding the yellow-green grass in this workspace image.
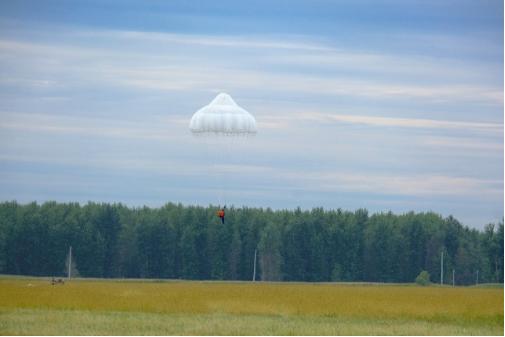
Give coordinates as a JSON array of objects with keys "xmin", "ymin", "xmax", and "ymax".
[{"xmin": 0, "ymin": 277, "xmax": 502, "ymax": 335}]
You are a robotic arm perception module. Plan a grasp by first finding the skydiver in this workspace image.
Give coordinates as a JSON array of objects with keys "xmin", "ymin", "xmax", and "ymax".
[{"xmin": 217, "ymin": 206, "xmax": 226, "ymax": 224}]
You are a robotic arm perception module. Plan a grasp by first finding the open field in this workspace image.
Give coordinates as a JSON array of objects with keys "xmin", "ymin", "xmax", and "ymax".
[{"xmin": 0, "ymin": 277, "xmax": 503, "ymax": 335}]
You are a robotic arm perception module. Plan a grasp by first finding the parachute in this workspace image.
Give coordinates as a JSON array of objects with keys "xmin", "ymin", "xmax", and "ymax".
[
  {"xmin": 189, "ymin": 93, "xmax": 257, "ymax": 217},
  {"xmin": 189, "ymin": 93, "xmax": 257, "ymax": 135}
]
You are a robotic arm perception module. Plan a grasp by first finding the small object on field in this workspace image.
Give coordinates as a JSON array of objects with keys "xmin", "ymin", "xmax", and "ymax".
[{"xmin": 51, "ymin": 277, "xmax": 65, "ymax": 285}]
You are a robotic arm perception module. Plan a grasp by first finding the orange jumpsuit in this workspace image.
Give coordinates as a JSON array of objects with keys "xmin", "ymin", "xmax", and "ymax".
[{"xmin": 217, "ymin": 210, "xmax": 225, "ymax": 223}]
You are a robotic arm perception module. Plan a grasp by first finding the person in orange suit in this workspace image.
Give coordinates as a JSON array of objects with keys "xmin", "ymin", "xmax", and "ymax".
[{"xmin": 217, "ymin": 206, "xmax": 225, "ymax": 224}]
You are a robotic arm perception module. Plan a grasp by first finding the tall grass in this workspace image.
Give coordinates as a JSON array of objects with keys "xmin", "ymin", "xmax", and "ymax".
[{"xmin": 0, "ymin": 278, "xmax": 502, "ymax": 335}]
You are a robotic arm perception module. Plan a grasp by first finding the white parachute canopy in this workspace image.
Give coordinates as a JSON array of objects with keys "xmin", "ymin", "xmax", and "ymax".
[{"xmin": 189, "ymin": 93, "xmax": 257, "ymax": 135}]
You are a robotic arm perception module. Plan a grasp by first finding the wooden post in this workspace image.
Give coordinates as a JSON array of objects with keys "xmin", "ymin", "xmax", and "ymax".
[
  {"xmin": 68, "ymin": 246, "xmax": 72, "ymax": 280},
  {"xmin": 253, "ymin": 249, "xmax": 257, "ymax": 282}
]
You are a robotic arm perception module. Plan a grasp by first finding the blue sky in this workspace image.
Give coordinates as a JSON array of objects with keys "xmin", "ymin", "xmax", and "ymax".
[{"xmin": 0, "ymin": 0, "xmax": 503, "ymax": 228}]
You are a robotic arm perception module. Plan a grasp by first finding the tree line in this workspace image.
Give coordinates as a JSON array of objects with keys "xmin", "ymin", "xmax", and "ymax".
[{"xmin": 0, "ymin": 201, "xmax": 502, "ymax": 285}]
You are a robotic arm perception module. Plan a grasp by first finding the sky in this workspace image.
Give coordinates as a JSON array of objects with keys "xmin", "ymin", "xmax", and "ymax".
[{"xmin": 0, "ymin": 0, "xmax": 503, "ymax": 229}]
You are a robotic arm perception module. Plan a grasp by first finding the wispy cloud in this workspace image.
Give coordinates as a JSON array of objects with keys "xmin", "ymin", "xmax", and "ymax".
[
  {"xmin": 81, "ymin": 29, "xmax": 332, "ymax": 51},
  {"xmin": 0, "ymin": 27, "xmax": 502, "ymax": 105},
  {"xmin": 302, "ymin": 112, "xmax": 503, "ymax": 132},
  {"xmin": 424, "ymin": 136, "xmax": 504, "ymax": 152},
  {"xmin": 2, "ymin": 150, "xmax": 501, "ymax": 200},
  {"xmin": 232, "ymin": 166, "xmax": 503, "ymax": 199},
  {"xmin": 305, "ymin": 171, "xmax": 503, "ymax": 198},
  {"xmin": 0, "ymin": 112, "xmax": 186, "ymax": 141},
  {"xmin": 256, "ymin": 108, "xmax": 503, "ymax": 135}
]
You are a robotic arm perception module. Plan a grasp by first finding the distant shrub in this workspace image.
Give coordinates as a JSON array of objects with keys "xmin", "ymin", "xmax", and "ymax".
[
  {"xmin": 415, "ymin": 270, "xmax": 431, "ymax": 286},
  {"xmin": 331, "ymin": 264, "xmax": 342, "ymax": 282}
]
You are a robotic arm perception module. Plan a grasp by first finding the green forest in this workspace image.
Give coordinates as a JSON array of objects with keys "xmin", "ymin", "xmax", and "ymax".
[{"xmin": 0, "ymin": 201, "xmax": 502, "ymax": 285}]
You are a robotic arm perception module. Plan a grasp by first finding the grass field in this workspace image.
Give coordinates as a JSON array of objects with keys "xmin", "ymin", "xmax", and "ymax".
[{"xmin": 0, "ymin": 277, "xmax": 502, "ymax": 335}]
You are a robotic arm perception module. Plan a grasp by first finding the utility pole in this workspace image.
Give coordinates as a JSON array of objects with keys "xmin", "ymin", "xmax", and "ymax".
[
  {"xmin": 452, "ymin": 269, "xmax": 455, "ymax": 287},
  {"xmin": 440, "ymin": 251, "xmax": 444, "ymax": 285},
  {"xmin": 476, "ymin": 270, "xmax": 479, "ymax": 285},
  {"xmin": 68, "ymin": 246, "xmax": 72, "ymax": 280},
  {"xmin": 253, "ymin": 248, "xmax": 257, "ymax": 281}
]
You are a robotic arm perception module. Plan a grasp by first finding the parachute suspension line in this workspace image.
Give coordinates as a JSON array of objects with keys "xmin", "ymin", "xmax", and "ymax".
[
  {"xmin": 208, "ymin": 135, "xmax": 223, "ymax": 208},
  {"xmin": 206, "ymin": 135, "xmax": 220, "ymax": 208},
  {"xmin": 200, "ymin": 134, "xmax": 209, "ymax": 205},
  {"xmin": 222, "ymin": 133, "xmax": 233, "ymax": 208},
  {"xmin": 224, "ymin": 135, "xmax": 238, "ymax": 207},
  {"xmin": 217, "ymin": 134, "xmax": 226, "ymax": 207},
  {"xmin": 216, "ymin": 133, "xmax": 236, "ymax": 209},
  {"xmin": 200, "ymin": 134, "xmax": 221, "ymax": 208}
]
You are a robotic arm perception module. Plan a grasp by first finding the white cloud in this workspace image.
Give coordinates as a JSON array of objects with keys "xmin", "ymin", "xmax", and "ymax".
[
  {"xmin": 302, "ymin": 112, "xmax": 503, "ymax": 132},
  {"xmin": 423, "ymin": 136, "xmax": 503, "ymax": 151},
  {"xmin": 254, "ymin": 106, "xmax": 503, "ymax": 135},
  {"xmin": 0, "ymin": 27, "xmax": 502, "ymax": 105},
  {"xmin": 1, "ymin": 141, "xmax": 501, "ymax": 199},
  {"xmin": 307, "ymin": 171, "xmax": 503, "ymax": 198},
  {"xmin": 81, "ymin": 29, "xmax": 332, "ymax": 51},
  {"xmin": 0, "ymin": 112, "xmax": 186, "ymax": 141}
]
